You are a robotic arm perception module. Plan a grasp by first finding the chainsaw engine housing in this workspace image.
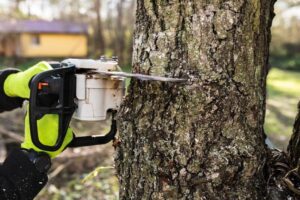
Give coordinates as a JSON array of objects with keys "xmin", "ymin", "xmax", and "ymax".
[{"xmin": 62, "ymin": 58, "xmax": 125, "ymax": 121}]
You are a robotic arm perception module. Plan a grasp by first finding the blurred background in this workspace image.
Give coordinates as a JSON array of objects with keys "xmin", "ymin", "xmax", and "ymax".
[
  {"xmin": 0, "ymin": 0, "xmax": 298, "ymax": 199},
  {"xmin": 266, "ymin": 0, "xmax": 300, "ymax": 149}
]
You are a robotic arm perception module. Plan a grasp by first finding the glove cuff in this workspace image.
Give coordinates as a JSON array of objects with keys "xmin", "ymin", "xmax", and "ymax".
[
  {"xmin": 0, "ymin": 69, "xmax": 24, "ymax": 112},
  {"xmin": 21, "ymin": 149, "xmax": 52, "ymax": 173}
]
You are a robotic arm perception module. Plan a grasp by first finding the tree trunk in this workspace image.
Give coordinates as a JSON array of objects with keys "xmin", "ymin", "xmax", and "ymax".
[
  {"xmin": 116, "ymin": 0, "xmax": 126, "ymax": 66},
  {"xmin": 288, "ymin": 102, "xmax": 300, "ymax": 166},
  {"xmin": 94, "ymin": 0, "xmax": 106, "ymax": 55},
  {"xmin": 116, "ymin": 0, "xmax": 276, "ymax": 199}
]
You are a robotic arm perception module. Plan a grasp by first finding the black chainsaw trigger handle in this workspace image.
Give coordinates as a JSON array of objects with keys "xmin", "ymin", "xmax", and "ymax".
[
  {"xmin": 68, "ymin": 111, "xmax": 118, "ymax": 148},
  {"xmin": 29, "ymin": 65, "xmax": 76, "ymax": 152},
  {"xmin": 68, "ymin": 118, "xmax": 117, "ymax": 148}
]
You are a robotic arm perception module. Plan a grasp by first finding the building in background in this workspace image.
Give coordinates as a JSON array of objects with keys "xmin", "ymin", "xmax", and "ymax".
[{"xmin": 0, "ymin": 20, "xmax": 88, "ymax": 57}]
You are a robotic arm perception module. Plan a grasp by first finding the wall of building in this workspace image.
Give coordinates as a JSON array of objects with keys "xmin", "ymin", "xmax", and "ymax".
[
  {"xmin": 20, "ymin": 33, "xmax": 88, "ymax": 57},
  {"xmin": 0, "ymin": 34, "xmax": 19, "ymax": 57}
]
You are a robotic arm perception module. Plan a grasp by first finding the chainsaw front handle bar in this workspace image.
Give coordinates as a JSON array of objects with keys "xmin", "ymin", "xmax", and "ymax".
[{"xmin": 68, "ymin": 119, "xmax": 117, "ymax": 148}]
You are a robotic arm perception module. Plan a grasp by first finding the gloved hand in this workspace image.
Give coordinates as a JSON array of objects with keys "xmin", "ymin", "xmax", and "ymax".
[
  {"xmin": 22, "ymin": 110, "xmax": 73, "ymax": 158},
  {"xmin": 4, "ymin": 61, "xmax": 52, "ymax": 99},
  {"xmin": 3, "ymin": 61, "xmax": 73, "ymax": 158}
]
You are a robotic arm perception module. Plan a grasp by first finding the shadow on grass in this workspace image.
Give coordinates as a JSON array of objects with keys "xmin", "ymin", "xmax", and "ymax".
[{"xmin": 267, "ymin": 104, "xmax": 295, "ymax": 127}]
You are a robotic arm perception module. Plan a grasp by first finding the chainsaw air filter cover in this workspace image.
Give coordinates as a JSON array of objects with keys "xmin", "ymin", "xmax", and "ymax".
[{"xmin": 62, "ymin": 58, "xmax": 125, "ymax": 121}]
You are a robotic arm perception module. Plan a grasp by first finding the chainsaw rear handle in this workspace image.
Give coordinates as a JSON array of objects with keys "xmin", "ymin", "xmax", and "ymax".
[
  {"xmin": 29, "ymin": 65, "xmax": 76, "ymax": 152},
  {"xmin": 29, "ymin": 63, "xmax": 117, "ymax": 152}
]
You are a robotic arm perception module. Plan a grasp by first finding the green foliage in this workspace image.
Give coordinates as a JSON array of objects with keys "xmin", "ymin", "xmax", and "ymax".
[
  {"xmin": 270, "ymin": 56, "xmax": 300, "ymax": 71},
  {"xmin": 0, "ymin": 58, "xmax": 46, "ymax": 70},
  {"xmin": 270, "ymin": 2, "xmax": 300, "ymax": 71}
]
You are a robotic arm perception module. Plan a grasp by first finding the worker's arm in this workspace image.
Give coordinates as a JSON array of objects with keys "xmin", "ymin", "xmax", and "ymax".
[
  {"xmin": 0, "ymin": 69, "xmax": 23, "ymax": 112},
  {"xmin": 0, "ymin": 62, "xmax": 73, "ymax": 199},
  {"xmin": 0, "ymin": 61, "xmax": 51, "ymax": 113}
]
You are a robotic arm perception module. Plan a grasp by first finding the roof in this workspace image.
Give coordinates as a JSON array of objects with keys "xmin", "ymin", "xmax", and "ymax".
[{"xmin": 0, "ymin": 20, "xmax": 88, "ymax": 34}]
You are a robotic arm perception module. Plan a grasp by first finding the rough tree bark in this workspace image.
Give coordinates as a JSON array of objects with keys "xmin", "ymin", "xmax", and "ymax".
[
  {"xmin": 288, "ymin": 103, "xmax": 300, "ymax": 166},
  {"xmin": 116, "ymin": 0, "xmax": 276, "ymax": 199}
]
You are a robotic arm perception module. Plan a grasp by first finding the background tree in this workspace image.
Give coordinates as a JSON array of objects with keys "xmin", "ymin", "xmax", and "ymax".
[
  {"xmin": 116, "ymin": 0, "xmax": 278, "ymax": 199},
  {"xmin": 115, "ymin": 0, "xmax": 125, "ymax": 65},
  {"xmin": 94, "ymin": 0, "xmax": 106, "ymax": 56}
]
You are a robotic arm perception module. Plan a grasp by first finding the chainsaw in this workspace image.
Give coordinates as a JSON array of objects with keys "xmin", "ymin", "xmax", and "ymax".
[{"xmin": 29, "ymin": 57, "xmax": 185, "ymax": 151}]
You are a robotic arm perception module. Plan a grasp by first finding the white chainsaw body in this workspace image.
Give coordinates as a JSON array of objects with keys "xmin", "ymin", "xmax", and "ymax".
[{"xmin": 62, "ymin": 58, "xmax": 125, "ymax": 121}]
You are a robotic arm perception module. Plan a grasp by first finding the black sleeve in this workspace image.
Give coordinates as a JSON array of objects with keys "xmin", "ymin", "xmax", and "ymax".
[
  {"xmin": 0, "ymin": 69, "xmax": 24, "ymax": 113},
  {"xmin": 0, "ymin": 149, "xmax": 48, "ymax": 200}
]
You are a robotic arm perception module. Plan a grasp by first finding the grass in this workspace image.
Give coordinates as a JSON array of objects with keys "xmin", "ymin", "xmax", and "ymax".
[{"xmin": 265, "ymin": 68, "xmax": 300, "ymax": 149}]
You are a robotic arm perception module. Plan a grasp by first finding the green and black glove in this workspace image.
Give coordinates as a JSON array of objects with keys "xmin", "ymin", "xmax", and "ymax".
[
  {"xmin": 4, "ymin": 61, "xmax": 51, "ymax": 98},
  {"xmin": 4, "ymin": 61, "xmax": 73, "ymax": 158}
]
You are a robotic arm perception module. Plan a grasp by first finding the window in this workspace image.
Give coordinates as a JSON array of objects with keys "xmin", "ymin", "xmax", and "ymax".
[{"xmin": 31, "ymin": 34, "xmax": 40, "ymax": 46}]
